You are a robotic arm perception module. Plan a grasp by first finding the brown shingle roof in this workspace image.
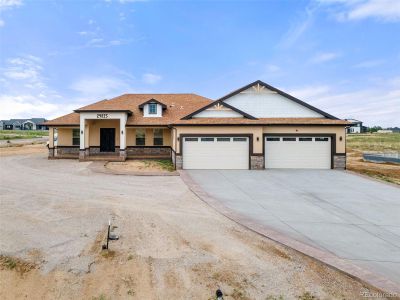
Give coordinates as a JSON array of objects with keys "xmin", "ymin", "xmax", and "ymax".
[
  {"xmin": 172, "ymin": 117, "xmax": 352, "ymax": 125},
  {"xmin": 44, "ymin": 94, "xmax": 212, "ymax": 126},
  {"xmin": 44, "ymin": 113, "xmax": 80, "ymax": 126},
  {"xmin": 44, "ymin": 93, "xmax": 350, "ymax": 127}
]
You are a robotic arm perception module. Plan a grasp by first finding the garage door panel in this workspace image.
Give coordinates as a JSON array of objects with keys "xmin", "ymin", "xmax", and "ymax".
[
  {"xmin": 265, "ymin": 136, "xmax": 331, "ymax": 169},
  {"xmin": 183, "ymin": 137, "xmax": 249, "ymax": 169}
]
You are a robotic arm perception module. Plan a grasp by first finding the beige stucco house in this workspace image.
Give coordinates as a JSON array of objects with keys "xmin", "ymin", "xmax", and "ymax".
[{"xmin": 45, "ymin": 80, "xmax": 350, "ymax": 170}]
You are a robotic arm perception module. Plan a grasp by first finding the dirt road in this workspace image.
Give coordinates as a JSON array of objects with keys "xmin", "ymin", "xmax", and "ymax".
[{"xmin": 0, "ymin": 146, "xmax": 383, "ymax": 299}]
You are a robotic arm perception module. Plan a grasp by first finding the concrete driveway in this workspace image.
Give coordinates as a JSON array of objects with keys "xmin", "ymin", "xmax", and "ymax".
[{"xmin": 186, "ymin": 170, "xmax": 400, "ymax": 285}]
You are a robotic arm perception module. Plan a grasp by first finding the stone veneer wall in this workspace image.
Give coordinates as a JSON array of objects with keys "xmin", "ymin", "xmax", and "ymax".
[
  {"xmin": 127, "ymin": 147, "xmax": 171, "ymax": 157},
  {"xmin": 333, "ymin": 155, "xmax": 346, "ymax": 169},
  {"xmin": 56, "ymin": 147, "xmax": 79, "ymax": 156},
  {"xmin": 250, "ymin": 155, "xmax": 264, "ymax": 170}
]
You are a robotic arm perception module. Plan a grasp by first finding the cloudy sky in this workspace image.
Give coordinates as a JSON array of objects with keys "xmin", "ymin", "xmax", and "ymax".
[{"xmin": 0, "ymin": 0, "xmax": 399, "ymax": 127}]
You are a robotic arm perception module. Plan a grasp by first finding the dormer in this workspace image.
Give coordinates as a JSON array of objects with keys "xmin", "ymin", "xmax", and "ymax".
[{"xmin": 138, "ymin": 99, "xmax": 167, "ymax": 117}]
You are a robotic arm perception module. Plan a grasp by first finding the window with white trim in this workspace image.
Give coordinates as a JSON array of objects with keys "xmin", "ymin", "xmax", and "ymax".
[{"xmin": 149, "ymin": 103, "xmax": 157, "ymax": 114}]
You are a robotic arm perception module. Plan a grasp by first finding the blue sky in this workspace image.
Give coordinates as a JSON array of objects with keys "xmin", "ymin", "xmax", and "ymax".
[{"xmin": 0, "ymin": 0, "xmax": 399, "ymax": 127}]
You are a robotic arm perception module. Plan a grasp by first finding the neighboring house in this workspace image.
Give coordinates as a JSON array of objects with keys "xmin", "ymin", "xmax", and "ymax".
[
  {"xmin": 377, "ymin": 129, "xmax": 393, "ymax": 133},
  {"xmin": 345, "ymin": 119, "xmax": 365, "ymax": 134},
  {"xmin": 0, "ymin": 118, "xmax": 48, "ymax": 130},
  {"xmin": 44, "ymin": 80, "xmax": 350, "ymax": 170}
]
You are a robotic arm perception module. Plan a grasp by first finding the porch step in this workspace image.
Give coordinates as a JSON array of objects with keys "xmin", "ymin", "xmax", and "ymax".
[{"xmin": 80, "ymin": 156, "xmax": 126, "ymax": 162}]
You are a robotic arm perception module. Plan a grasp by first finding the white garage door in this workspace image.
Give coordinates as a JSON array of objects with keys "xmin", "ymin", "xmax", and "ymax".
[
  {"xmin": 183, "ymin": 137, "xmax": 249, "ymax": 169},
  {"xmin": 265, "ymin": 136, "xmax": 331, "ymax": 169}
]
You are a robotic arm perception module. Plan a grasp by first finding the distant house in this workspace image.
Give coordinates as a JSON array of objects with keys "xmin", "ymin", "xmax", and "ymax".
[
  {"xmin": 345, "ymin": 119, "xmax": 365, "ymax": 134},
  {"xmin": 377, "ymin": 129, "xmax": 393, "ymax": 133},
  {"xmin": 0, "ymin": 118, "xmax": 48, "ymax": 130}
]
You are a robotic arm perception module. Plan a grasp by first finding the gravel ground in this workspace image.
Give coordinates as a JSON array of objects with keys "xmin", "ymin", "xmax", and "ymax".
[{"xmin": 0, "ymin": 149, "xmax": 385, "ymax": 299}]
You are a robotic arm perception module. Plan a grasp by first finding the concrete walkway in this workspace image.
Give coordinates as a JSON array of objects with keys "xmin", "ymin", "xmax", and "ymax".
[{"xmin": 185, "ymin": 170, "xmax": 400, "ymax": 287}]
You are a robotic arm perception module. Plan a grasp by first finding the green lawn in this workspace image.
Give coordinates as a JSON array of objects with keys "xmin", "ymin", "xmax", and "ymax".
[
  {"xmin": 0, "ymin": 130, "xmax": 49, "ymax": 140},
  {"xmin": 346, "ymin": 133, "xmax": 400, "ymax": 152}
]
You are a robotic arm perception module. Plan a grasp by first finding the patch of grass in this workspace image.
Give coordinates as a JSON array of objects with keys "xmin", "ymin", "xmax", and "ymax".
[
  {"xmin": 3, "ymin": 257, "xmax": 17, "ymax": 269},
  {"xmin": 127, "ymin": 289, "xmax": 135, "ymax": 296},
  {"xmin": 127, "ymin": 254, "xmax": 134, "ymax": 260},
  {"xmin": 0, "ymin": 255, "xmax": 36, "ymax": 274},
  {"xmin": 154, "ymin": 159, "xmax": 175, "ymax": 172},
  {"xmin": 0, "ymin": 130, "xmax": 49, "ymax": 140},
  {"xmin": 100, "ymin": 249, "xmax": 116, "ymax": 259},
  {"xmin": 266, "ymin": 296, "xmax": 285, "ymax": 300},
  {"xmin": 298, "ymin": 292, "xmax": 318, "ymax": 300},
  {"xmin": 92, "ymin": 294, "xmax": 108, "ymax": 300},
  {"xmin": 346, "ymin": 133, "xmax": 400, "ymax": 152}
]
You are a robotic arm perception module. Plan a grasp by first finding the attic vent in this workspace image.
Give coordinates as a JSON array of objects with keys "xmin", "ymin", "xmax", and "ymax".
[{"xmin": 252, "ymin": 83, "xmax": 265, "ymax": 93}]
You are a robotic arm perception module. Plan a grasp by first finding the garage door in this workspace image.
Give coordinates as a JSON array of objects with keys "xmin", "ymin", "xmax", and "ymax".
[
  {"xmin": 183, "ymin": 137, "xmax": 249, "ymax": 169},
  {"xmin": 265, "ymin": 136, "xmax": 331, "ymax": 169}
]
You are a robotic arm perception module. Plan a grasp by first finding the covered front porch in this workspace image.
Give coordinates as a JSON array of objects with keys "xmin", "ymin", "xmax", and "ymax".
[{"xmin": 48, "ymin": 111, "xmax": 172, "ymax": 161}]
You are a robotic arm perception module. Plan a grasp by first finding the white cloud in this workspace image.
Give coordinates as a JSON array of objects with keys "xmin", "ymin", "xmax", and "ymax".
[
  {"xmin": 353, "ymin": 59, "xmax": 385, "ymax": 68},
  {"xmin": 280, "ymin": 6, "xmax": 315, "ymax": 48},
  {"xmin": 311, "ymin": 52, "xmax": 340, "ymax": 63},
  {"xmin": 70, "ymin": 76, "xmax": 133, "ymax": 99},
  {"xmin": 0, "ymin": 0, "xmax": 22, "ymax": 10},
  {"xmin": 0, "ymin": 0, "xmax": 23, "ymax": 27},
  {"xmin": 266, "ymin": 64, "xmax": 281, "ymax": 73},
  {"xmin": 288, "ymin": 79, "xmax": 400, "ymax": 127},
  {"xmin": 317, "ymin": 0, "xmax": 400, "ymax": 22},
  {"xmin": 142, "ymin": 73, "xmax": 162, "ymax": 84}
]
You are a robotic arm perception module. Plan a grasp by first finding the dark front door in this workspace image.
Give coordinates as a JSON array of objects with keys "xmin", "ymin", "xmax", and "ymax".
[{"xmin": 100, "ymin": 128, "xmax": 115, "ymax": 152}]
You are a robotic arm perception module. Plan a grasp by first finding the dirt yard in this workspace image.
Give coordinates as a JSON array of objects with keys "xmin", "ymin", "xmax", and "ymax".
[
  {"xmin": 106, "ymin": 160, "xmax": 175, "ymax": 173},
  {"xmin": 0, "ymin": 145, "xmax": 386, "ymax": 299},
  {"xmin": 346, "ymin": 133, "xmax": 400, "ymax": 185},
  {"xmin": 0, "ymin": 143, "xmax": 47, "ymax": 157}
]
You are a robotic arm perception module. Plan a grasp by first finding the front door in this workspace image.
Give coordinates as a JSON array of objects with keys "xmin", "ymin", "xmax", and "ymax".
[{"xmin": 100, "ymin": 128, "xmax": 115, "ymax": 152}]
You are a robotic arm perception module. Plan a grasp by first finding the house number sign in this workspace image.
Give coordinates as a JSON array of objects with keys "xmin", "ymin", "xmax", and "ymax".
[{"xmin": 97, "ymin": 113, "xmax": 109, "ymax": 119}]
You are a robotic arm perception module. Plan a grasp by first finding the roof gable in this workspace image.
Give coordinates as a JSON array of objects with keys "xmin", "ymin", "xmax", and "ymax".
[
  {"xmin": 138, "ymin": 98, "xmax": 167, "ymax": 110},
  {"xmin": 181, "ymin": 100, "xmax": 257, "ymax": 120},
  {"xmin": 219, "ymin": 80, "xmax": 338, "ymax": 119}
]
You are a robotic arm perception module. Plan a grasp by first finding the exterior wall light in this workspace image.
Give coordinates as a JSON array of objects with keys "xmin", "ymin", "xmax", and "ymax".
[
  {"xmin": 121, "ymin": 130, "xmax": 124, "ymax": 135},
  {"xmin": 340, "ymin": 136, "xmax": 343, "ymax": 141},
  {"xmin": 257, "ymin": 137, "xmax": 259, "ymax": 141},
  {"xmin": 81, "ymin": 130, "xmax": 83, "ymax": 135}
]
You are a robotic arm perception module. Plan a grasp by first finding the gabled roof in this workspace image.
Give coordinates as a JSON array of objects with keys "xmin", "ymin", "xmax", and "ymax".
[
  {"xmin": 45, "ymin": 94, "xmax": 212, "ymax": 126},
  {"xmin": 217, "ymin": 80, "xmax": 339, "ymax": 120},
  {"xmin": 138, "ymin": 98, "xmax": 167, "ymax": 110},
  {"xmin": 181, "ymin": 99, "xmax": 257, "ymax": 120}
]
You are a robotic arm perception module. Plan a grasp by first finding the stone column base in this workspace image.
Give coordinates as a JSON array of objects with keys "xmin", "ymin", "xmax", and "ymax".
[
  {"xmin": 120, "ymin": 149, "xmax": 127, "ymax": 160},
  {"xmin": 250, "ymin": 155, "xmax": 264, "ymax": 170},
  {"xmin": 48, "ymin": 148, "xmax": 55, "ymax": 159},
  {"xmin": 79, "ymin": 149, "xmax": 86, "ymax": 160},
  {"xmin": 175, "ymin": 154, "xmax": 183, "ymax": 170},
  {"xmin": 334, "ymin": 154, "xmax": 346, "ymax": 169}
]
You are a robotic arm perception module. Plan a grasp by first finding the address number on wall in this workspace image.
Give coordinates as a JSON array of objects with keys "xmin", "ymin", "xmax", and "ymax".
[{"xmin": 97, "ymin": 113, "xmax": 109, "ymax": 119}]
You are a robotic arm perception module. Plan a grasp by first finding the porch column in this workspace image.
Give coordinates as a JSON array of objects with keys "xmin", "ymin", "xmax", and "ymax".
[
  {"xmin": 79, "ymin": 116, "xmax": 85, "ymax": 160},
  {"xmin": 120, "ymin": 114, "xmax": 127, "ymax": 159},
  {"xmin": 48, "ymin": 127, "xmax": 55, "ymax": 159}
]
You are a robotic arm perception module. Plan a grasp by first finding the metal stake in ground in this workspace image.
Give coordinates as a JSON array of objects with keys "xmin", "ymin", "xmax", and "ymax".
[{"xmin": 106, "ymin": 220, "xmax": 111, "ymax": 249}]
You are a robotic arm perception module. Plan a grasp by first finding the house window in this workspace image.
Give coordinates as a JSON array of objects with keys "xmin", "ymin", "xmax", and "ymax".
[
  {"xmin": 72, "ymin": 129, "xmax": 80, "ymax": 146},
  {"xmin": 266, "ymin": 137, "xmax": 280, "ymax": 141},
  {"xmin": 217, "ymin": 137, "xmax": 230, "ymax": 142},
  {"xmin": 282, "ymin": 137, "xmax": 296, "ymax": 141},
  {"xmin": 149, "ymin": 103, "xmax": 157, "ymax": 115},
  {"xmin": 153, "ymin": 128, "xmax": 163, "ymax": 145},
  {"xmin": 299, "ymin": 137, "xmax": 312, "ymax": 141},
  {"xmin": 136, "ymin": 129, "xmax": 145, "ymax": 145},
  {"xmin": 315, "ymin": 137, "xmax": 329, "ymax": 142}
]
